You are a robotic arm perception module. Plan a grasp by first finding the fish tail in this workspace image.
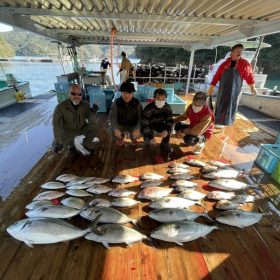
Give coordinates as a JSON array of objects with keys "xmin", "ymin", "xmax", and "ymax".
[{"xmin": 88, "ymin": 213, "xmax": 102, "ymax": 235}]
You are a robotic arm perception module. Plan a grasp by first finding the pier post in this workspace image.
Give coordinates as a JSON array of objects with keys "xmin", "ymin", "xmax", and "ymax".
[{"xmin": 185, "ymin": 50, "xmax": 195, "ymax": 95}]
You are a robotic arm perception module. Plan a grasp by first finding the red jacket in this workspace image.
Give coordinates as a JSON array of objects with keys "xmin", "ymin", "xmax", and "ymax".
[{"xmin": 211, "ymin": 57, "xmax": 255, "ymax": 86}]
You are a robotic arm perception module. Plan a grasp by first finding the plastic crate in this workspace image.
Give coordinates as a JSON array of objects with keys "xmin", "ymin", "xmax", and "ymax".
[
  {"xmin": 54, "ymin": 82, "xmax": 71, "ymax": 94},
  {"xmin": 275, "ymin": 134, "xmax": 280, "ymax": 144},
  {"xmin": 87, "ymin": 87, "xmax": 106, "ymax": 113},
  {"xmin": 103, "ymin": 89, "xmax": 115, "ymax": 110},
  {"xmin": 255, "ymin": 144, "xmax": 280, "ymax": 174},
  {"xmin": 271, "ymin": 160, "xmax": 280, "ymax": 185}
]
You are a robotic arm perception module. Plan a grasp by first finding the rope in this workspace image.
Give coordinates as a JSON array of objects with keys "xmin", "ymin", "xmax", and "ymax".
[{"xmin": 110, "ymin": 28, "xmax": 118, "ymax": 91}]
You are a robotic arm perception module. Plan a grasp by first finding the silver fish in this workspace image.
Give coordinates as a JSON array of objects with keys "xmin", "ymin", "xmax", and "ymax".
[
  {"xmin": 89, "ymin": 198, "xmax": 111, "ymax": 207},
  {"xmin": 40, "ymin": 181, "xmax": 65, "ymax": 190},
  {"xmin": 151, "ymin": 221, "xmax": 218, "ymax": 245},
  {"xmin": 66, "ymin": 177, "xmax": 93, "ymax": 186},
  {"xmin": 206, "ymin": 191, "xmax": 235, "ymax": 201},
  {"xmin": 149, "ymin": 196, "xmax": 197, "ymax": 209},
  {"xmin": 216, "ymin": 210, "xmax": 263, "ymax": 228},
  {"xmin": 112, "ymin": 175, "xmax": 138, "ymax": 184},
  {"xmin": 149, "ymin": 208, "xmax": 212, "ymax": 223},
  {"xmin": 138, "ymin": 187, "xmax": 172, "ymax": 200},
  {"xmin": 215, "ymin": 200, "xmax": 240, "ymax": 210},
  {"xmin": 7, "ymin": 217, "xmax": 97, "ymax": 247},
  {"xmin": 80, "ymin": 206, "xmax": 136, "ymax": 224},
  {"xmin": 200, "ymin": 165, "xmax": 219, "ymax": 174},
  {"xmin": 33, "ymin": 191, "xmax": 65, "ymax": 201},
  {"xmin": 169, "ymin": 162, "xmax": 189, "ymax": 169},
  {"xmin": 66, "ymin": 189, "xmax": 92, "ymax": 197},
  {"xmin": 86, "ymin": 185, "xmax": 113, "ymax": 194},
  {"xmin": 208, "ymin": 160, "xmax": 228, "ymax": 168},
  {"xmin": 85, "ymin": 224, "xmax": 146, "ymax": 249},
  {"xmin": 170, "ymin": 174, "xmax": 194, "ymax": 180},
  {"xmin": 67, "ymin": 183, "xmax": 92, "ymax": 190},
  {"xmin": 168, "ymin": 168, "xmax": 190, "ymax": 174},
  {"xmin": 203, "ymin": 169, "xmax": 239, "ymax": 179},
  {"xmin": 26, "ymin": 200, "xmax": 54, "ymax": 210},
  {"xmin": 26, "ymin": 205, "xmax": 81, "ymax": 219},
  {"xmin": 111, "ymin": 198, "xmax": 140, "ymax": 208},
  {"xmin": 108, "ymin": 189, "xmax": 136, "ymax": 198},
  {"xmin": 60, "ymin": 197, "xmax": 86, "ymax": 210},
  {"xmin": 140, "ymin": 180, "xmax": 163, "ymax": 188},
  {"xmin": 141, "ymin": 172, "xmax": 164, "ymax": 180},
  {"xmin": 175, "ymin": 186, "xmax": 195, "ymax": 192},
  {"xmin": 56, "ymin": 174, "xmax": 79, "ymax": 182},
  {"xmin": 231, "ymin": 195, "xmax": 255, "ymax": 204},
  {"xmin": 178, "ymin": 190, "xmax": 206, "ymax": 201},
  {"xmin": 184, "ymin": 159, "xmax": 207, "ymax": 167},
  {"xmin": 172, "ymin": 180, "xmax": 197, "ymax": 188},
  {"xmin": 208, "ymin": 179, "xmax": 250, "ymax": 191},
  {"xmin": 86, "ymin": 177, "xmax": 111, "ymax": 184}
]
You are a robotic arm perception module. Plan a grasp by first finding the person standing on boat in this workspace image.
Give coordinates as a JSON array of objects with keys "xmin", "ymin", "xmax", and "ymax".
[
  {"xmin": 208, "ymin": 44, "xmax": 257, "ymax": 126},
  {"xmin": 52, "ymin": 84, "xmax": 97, "ymax": 154},
  {"xmin": 109, "ymin": 81, "xmax": 142, "ymax": 147},
  {"xmin": 100, "ymin": 57, "xmax": 113, "ymax": 87},
  {"xmin": 173, "ymin": 92, "xmax": 215, "ymax": 155},
  {"xmin": 118, "ymin": 52, "xmax": 135, "ymax": 84},
  {"xmin": 141, "ymin": 88, "xmax": 173, "ymax": 153}
]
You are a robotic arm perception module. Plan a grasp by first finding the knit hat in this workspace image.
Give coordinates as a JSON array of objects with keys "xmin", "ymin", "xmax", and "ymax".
[{"xmin": 120, "ymin": 81, "xmax": 135, "ymax": 93}]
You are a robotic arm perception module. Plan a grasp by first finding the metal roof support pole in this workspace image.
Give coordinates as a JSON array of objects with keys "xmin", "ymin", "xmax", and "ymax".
[
  {"xmin": 185, "ymin": 50, "xmax": 195, "ymax": 95},
  {"xmin": 178, "ymin": 64, "xmax": 181, "ymax": 83},
  {"xmin": 251, "ymin": 36, "xmax": 264, "ymax": 73}
]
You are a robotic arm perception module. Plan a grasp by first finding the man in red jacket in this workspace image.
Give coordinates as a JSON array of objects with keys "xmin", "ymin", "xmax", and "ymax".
[
  {"xmin": 208, "ymin": 43, "xmax": 257, "ymax": 126},
  {"xmin": 173, "ymin": 92, "xmax": 215, "ymax": 155}
]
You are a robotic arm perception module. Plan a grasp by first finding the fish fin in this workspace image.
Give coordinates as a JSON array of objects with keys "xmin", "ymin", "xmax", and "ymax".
[
  {"xmin": 25, "ymin": 241, "xmax": 34, "ymax": 248},
  {"xmin": 103, "ymin": 242, "xmax": 110, "ymax": 249},
  {"xmin": 176, "ymin": 242, "xmax": 184, "ymax": 246},
  {"xmin": 88, "ymin": 213, "xmax": 103, "ymax": 235},
  {"xmin": 202, "ymin": 212, "xmax": 214, "ymax": 222}
]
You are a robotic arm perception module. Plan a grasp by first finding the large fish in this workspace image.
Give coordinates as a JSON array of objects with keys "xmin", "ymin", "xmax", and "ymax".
[
  {"xmin": 33, "ymin": 191, "xmax": 65, "ymax": 201},
  {"xmin": 138, "ymin": 187, "xmax": 172, "ymax": 200},
  {"xmin": 66, "ymin": 189, "xmax": 92, "ymax": 197},
  {"xmin": 7, "ymin": 217, "xmax": 97, "ymax": 247},
  {"xmin": 140, "ymin": 180, "xmax": 163, "ymax": 188},
  {"xmin": 231, "ymin": 195, "xmax": 255, "ymax": 204},
  {"xmin": 26, "ymin": 200, "xmax": 54, "ymax": 210},
  {"xmin": 185, "ymin": 159, "xmax": 207, "ymax": 167},
  {"xmin": 172, "ymin": 180, "xmax": 197, "ymax": 188},
  {"xmin": 169, "ymin": 174, "xmax": 194, "ymax": 180},
  {"xmin": 149, "ymin": 208, "xmax": 212, "ymax": 223},
  {"xmin": 149, "ymin": 196, "xmax": 197, "ymax": 209},
  {"xmin": 85, "ymin": 224, "xmax": 146, "ymax": 249},
  {"xmin": 80, "ymin": 206, "xmax": 136, "ymax": 224},
  {"xmin": 108, "ymin": 189, "xmax": 137, "ymax": 198},
  {"xmin": 40, "ymin": 181, "xmax": 65, "ymax": 190},
  {"xmin": 56, "ymin": 174, "xmax": 79, "ymax": 183},
  {"xmin": 169, "ymin": 163, "xmax": 189, "ymax": 169},
  {"xmin": 26, "ymin": 205, "xmax": 81, "ymax": 219},
  {"xmin": 112, "ymin": 175, "xmax": 138, "ymax": 184},
  {"xmin": 150, "ymin": 221, "xmax": 218, "ymax": 245},
  {"xmin": 216, "ymin": 210, "xmax": 263, "ymax": 228},
  {"xmin": 86, "ymin": 185, "xmax": 113, "ymax": 194},
  {"xmin": 178, "ymin": 190, "xmax": 206, "ymax": 201},
  {"xmin": 206, "ymin": 191, "xmax": 235, "ymax": 201},
  {"xmin": 111, "ymin": 198, "xmax": 140, "ymax": 208},
  {"xmin": 61, "ymin": 197, "xmax": 86, "ymax": 210},
  {"xmin": 168, "ymin": 168, "xmax": 190, "ymax": 174},
  {"xmin": 203, "ymin": 169, "xmax": 239, "ymax": 179},
  {"xmin": 141, "ymin": 172, "xmax": 164, "ymax": 180},
  {"xmin": 215, "ymin": 200, "xmax": 240, "ymax": 210},
  {"xmin": 208, "ymin": 179, "xmax": 250, "ymax": 191}
]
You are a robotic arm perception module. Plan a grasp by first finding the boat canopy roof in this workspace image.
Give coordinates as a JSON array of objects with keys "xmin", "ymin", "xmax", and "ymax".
[
  {"xmin": 221, "ymin": 40, "xmax": 271, "ymax": 49},
  {"xmin": 0, "ymin": 0, "xmax": 280, "ymax": 50}
]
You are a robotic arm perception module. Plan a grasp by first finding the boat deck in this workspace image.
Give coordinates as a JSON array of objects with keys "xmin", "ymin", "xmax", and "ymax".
[{"xmin": 0, "ymin": 98, "xmax": 280, "ymax": 280}]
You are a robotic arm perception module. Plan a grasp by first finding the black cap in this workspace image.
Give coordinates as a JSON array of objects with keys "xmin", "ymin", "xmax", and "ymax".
[
  {"xmin": 193, "ymin": 92, "xmax": 207, "ymax": 101},
  {"xmin": 231, "ymin": 43, "xmax": 244, "ymax": 51},
  {"xmin": 120, "ymin": 81, "xmax": 135, "ymax": 93}
]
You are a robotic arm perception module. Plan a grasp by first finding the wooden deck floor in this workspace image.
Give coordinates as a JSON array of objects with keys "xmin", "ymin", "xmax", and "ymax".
[{"xmin": 0, "ymin": 109, "xmax": 280, "ymax": 280}]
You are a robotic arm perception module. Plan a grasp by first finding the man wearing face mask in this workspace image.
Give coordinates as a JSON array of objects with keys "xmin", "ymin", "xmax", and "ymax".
[
  {"xmin": 208, "ymin": 43, "xmax": 256, "ymax": 126},
  {"xmin": 52, "ymin": 84, "xmax": 96, "ymax": 154},
  {"xmin": 173, "ymin": 92, "xmax": 215, "ymax": 154},
  {"xmin": 141, "ymin": 88, "xmax": 173, "ymax": 153},
  {"xmin": 109, "ymin": 81, "xmax": 142, "ymax": 147}
]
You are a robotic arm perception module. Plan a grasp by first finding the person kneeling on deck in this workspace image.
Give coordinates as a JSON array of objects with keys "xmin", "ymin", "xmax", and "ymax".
[
  {"xmin": 141, "ymin": 88, "xmax": 173, "ymax": 153},
  {"xmin": 52, "ymin": 84, "xmax": 97, "ymax": 154},
  {"xmin": 109, "ymin": 81, "xmax": 142, "ymax": 147},
  {"xmin": 173, "ymin": 92, "xmax": 215, "ymax": 155}
]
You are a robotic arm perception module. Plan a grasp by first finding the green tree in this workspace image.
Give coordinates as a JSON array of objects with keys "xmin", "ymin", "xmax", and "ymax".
[{"xmin": 0, "ymin": 36, "xmax": 15, "ymax": 57}]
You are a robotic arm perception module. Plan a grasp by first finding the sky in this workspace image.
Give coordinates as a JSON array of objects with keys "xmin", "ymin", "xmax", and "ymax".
[{"xmin": 0, "ymin": 23, "xmax": 13, "ymax": 32}]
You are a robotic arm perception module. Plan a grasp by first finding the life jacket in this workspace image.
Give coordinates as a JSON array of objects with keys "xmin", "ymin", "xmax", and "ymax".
[
  {"xmin": 116, "ymin": 97, "xmax": 140, "ymax": 127},
  {"xmin": 187, "ymin": 104, "xmax": 215, "ymax": 139}
]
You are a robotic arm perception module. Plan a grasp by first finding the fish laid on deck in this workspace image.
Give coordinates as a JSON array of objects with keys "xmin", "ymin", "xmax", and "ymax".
[
  {"xmin": 111, "ymin": 197, "xmax": 140, "ymax": 208},
  {"xmin": 108, "ymin": 189, "xmax": 137, "ymax": 197},
  {"xmin": 206, "ymin": 191, "xmax": 236, "ymax": 201},
  {"xmin": 140, "ymin": 180, "xmax": 163, "ymax": 188},
  {"xmin": 112, "ymin": 174, "xmax": 138, "ymax": 184},
  {"xmin": 33, "ymin": 191, "xmax": 65, "ymax": 201},
  {"xmin": 178, "ymin": 190, "xmax": 206, "ymax": 201},
  {"xmin": 215, "ymin": 200, "xmax": 241, "ymax": 210},
  {"xmin": 40, "ymin": 181, "xmax": 66, "ymax": 189},
  {"xmin": 138, "ymin": 187, "xmax": 172, "ymax": 200},
  {"xmin": 208, "ymin": 179, "xmax": 251, "ymax": 191},
  {"xmin": 149, "ymin": 196, "xmax": 198, "ymax": 209},
  {"xmin": 66, "ymin": 189, "xmax": 92, "ymax": 197},
  {"xmin": 60, "ymin": 197, "xmax": 86, "ymax": 209},
  {"xmin": 172, "ymin": 180, "xmax": 197, "ymax": 188},
  {"xmin": 141, "ymin": 172, "xmax": 165, "ymax": 180},
  {"xmin": 86, "ymin": 185, "xmax": 113, "ymax": 194},
  {"xmin": 185, "ymin": 159, "xmax": 207, "ymax": 167}
]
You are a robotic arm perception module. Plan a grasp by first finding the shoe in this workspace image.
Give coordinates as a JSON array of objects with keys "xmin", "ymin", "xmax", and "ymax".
[
  {"xmin": 193, "ymin": 143, "xmax": 205, "ymax": 155},
  {"xmin": 115, "ymin": 139, "xmax": 125, "ymax": 147}
]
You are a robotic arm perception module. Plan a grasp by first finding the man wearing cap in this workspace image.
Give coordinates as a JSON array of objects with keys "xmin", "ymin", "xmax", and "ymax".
[
  {"xmin": 173, "ymin": 92, "xmax": 215, "ymax": 155},
  {"xmin": 52, "ymin": 84, "xmax": 97, "ymax": 154},
  {"xmin": 109, "ymin": 81, "xmax": 142, "ymax": 146},
  {"xmin": 208, "ymin": 43, "xmax": 257, "ymax": 126}
]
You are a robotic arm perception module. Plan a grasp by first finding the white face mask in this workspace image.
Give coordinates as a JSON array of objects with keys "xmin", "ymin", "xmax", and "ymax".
[
  {"xmin": 155, "ymin": 100, "xmax": 165, "ymax": 108},
  {"xmin": 192, "ymin": 105, "xmax": 203, "ymax": 113}
]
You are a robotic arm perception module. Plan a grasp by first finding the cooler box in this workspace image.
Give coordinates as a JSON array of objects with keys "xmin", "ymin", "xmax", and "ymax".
[
  {"xmin": 271, "ymin": 161, "xmax": 280, "ymax": 185},
  {"xmin": 103, "ymin": 89, "xmax": 115, "ymax": 110},
  {"xmin": 54, "ymin": 82, "xmax": 71, "ymax": 103},
  {"xmin": 87, "ymin": 86, "xmax": 106, "ymax": 113}
]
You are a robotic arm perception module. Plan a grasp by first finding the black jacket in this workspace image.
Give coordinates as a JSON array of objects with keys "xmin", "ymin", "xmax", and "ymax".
[{"xmin": 141, "ymin": 101, "xmax": 173, "ymax": 139}]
